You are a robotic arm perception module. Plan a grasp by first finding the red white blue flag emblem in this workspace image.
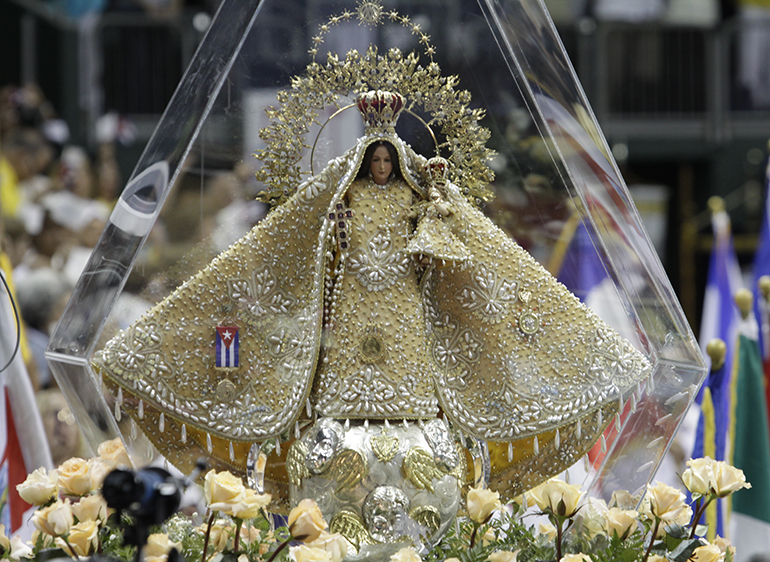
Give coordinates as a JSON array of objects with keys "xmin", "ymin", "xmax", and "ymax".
[{"xmin": 215, "ymin": 326, "xmax": 239, "ymax": 368}]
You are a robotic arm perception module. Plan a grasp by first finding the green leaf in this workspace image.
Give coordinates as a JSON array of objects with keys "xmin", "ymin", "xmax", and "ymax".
[{"xmin": 669, "ymin": 538, "xmax": 706, "ymax": 562}]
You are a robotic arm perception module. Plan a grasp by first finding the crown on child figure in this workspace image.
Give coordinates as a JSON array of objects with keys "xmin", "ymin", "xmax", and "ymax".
[
  {"xmin": 426, "ymin": 156, "xmax": 449, "ymax": 185},
  {"xmin": 357, "ymin": 90, "xmax": 405, "ymax": 133}
]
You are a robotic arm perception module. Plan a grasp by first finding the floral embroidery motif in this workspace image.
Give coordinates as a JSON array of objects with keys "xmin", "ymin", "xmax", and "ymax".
[
  {"xmin": 105, "ymin": 322, "xmax": 172, "ymax": 381},
  {"xmin": 431, "ymin": 315, "xmax": 482, "ymax": 390},
  {"xmin": 348, "ymin": 229, "xmax": 411, "ymax": 291},
  {"xmin": 456, "ymin": 263, "xmax": 518, "ymax": 323},
  {"xmin": 338, "ymin": 365, "xmax": 398, "ymax": 414},
  {"xmin": 228, "ymin": 268, "xmax": 296, "ymax": 321}
]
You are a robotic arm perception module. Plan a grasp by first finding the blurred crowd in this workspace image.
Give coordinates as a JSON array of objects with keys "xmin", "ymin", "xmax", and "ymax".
[{"xmin": 0, "ymin": 83, "xmax": 263, "ymax": 467}]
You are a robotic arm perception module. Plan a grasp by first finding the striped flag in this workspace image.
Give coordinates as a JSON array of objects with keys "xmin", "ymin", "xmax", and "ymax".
[
  {"xmin": 729, "ymin": 300, "xmax": 770, "ymax": 561},
  {"xmin": 691, "ymin": 202, "xmax": 743, "ymax": 538},
  {"xmin": 0, "ymin": 254, "xmax": 54, "ymax": 534},
  {"xmin": 215, "ymin": 326, "xmax": 239, "ymax": 368},
  {"xmin": 752, "ymin": 155, "xmax": 770, "ymax": 434}
]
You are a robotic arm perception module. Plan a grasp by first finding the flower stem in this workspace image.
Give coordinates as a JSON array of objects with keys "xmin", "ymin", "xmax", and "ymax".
[
  {"xmin": 689, "ymin": 497, "xmax": 713, "ymax": 539},
  {"xmin": 469, "ymin": 523, "xmax": 479, "ymax": 549},
  {"xmin": 266, "ymin": 538, "xmax": 290, "ymax": 562},
  {"xmin": 234, "ymin": 518, "xmax": 243, "ymax": 552},
  {"xmin": 555, "ymin": 517, "xmax": 563, "ymax": 562},
  {"xmin": 641, "ymin": 518, "xmax": 660, "ymax": 562},
  {"xmin": 201, "ymin": 511, "xmax": 217, "ymax": 562}
]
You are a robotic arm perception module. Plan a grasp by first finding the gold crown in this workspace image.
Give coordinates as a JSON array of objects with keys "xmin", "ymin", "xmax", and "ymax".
[
  {"xmin": 356, "ymin": 90, "xmax": 404, "ymax": 133},
  {"xmin": 426, "ymin": 156, "xmax": 449, "ymax": 184}
]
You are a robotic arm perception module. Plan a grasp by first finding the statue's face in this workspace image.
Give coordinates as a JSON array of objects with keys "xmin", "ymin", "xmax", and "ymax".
[{"xmin": 370, "ymin": 145, "xmax": 393, "ymax": 185}]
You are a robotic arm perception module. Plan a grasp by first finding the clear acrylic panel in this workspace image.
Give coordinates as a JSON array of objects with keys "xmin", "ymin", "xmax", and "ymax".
[{"xmin": 48, "ymin": 0, "xmax": 706, "ymax": 504}]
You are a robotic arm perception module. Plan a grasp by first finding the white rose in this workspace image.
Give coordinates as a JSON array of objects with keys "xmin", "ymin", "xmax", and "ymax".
[
  {"xmin": 58, "ymin": 458, "xmax": 93, "ymax": 496},
  {"xmin": 560, "ymin": 555, "xmax": 592, "ymax": 562},
  {"xmin": 17, "ymin": 467, "xmax": 58, "ymax": 505},
  {"xmin": 538, "ymin": 521, "xmax": 557, "ymax": 540},
  {"xmin": 230, "ymin": 489, "xmax": 272, "ymax": 519},
  {"xmin": 682, "ymin": 457, "xmax": 715, "ymax": 496},
  {"xmin": 203, "ymin": 470, "xmax": 246, "ymax": 514},
  {"xmin": 641, "ymin": 482, "xmax": 692, "ymax": 526},
  {"xmin": 487, "ymin": 550, "xmax": 519, "ymax": 562},
  {"xmin": 528, "ymin": 479, "xmax": 584, "ymax": 517},
  {"xmin": 288, "ymin": 499, "xmax": 327, "ymax": 543},
  {"xmin": 690, "ymin": 544, "xmax": 723, "ymax": 562},
  {"xmin": 467, "ymin": 486, "xmax": 502, "ymax": 523},
  {"xmin": 605, "ymin": 507, "xmax": 638, "ymax": 540},
  {"xmin": 88, "ymin": 458, "xmax": 112, "ymax": 491},
  {"xmin": 55, "ymin": 520, "xmax": 98, "ymax": 556},
  {"xmin": 290, "ymin": 545, "xmax": 334, "ymax": 562},
  {"xmin": 144, "ymin": 533, "xmax": 182, "ymax": 562},
  {"xmin": 712, "ymin": 462, "xmax": 751, "ymax": 497},
  {"xmin": 307, "ymin": 532, "xmax": 348, "ymax": 562},
  {"xmin": 9, "ymin": 536, "xmax": 33, "ymax": 561},
  {"xmin": 390, "ymin": 546, "xmax": 422, "ymax": 562},
  {"xmin": 97, "ymin": 438, "xmax": 132, "ymax": 469},
  {"xmin": 32, "ymin": 499, "xmax": 73, "ymax": 536},
  {"xmin": 72, "ymin": 493, "xmax": 109, "ymax": 522}
]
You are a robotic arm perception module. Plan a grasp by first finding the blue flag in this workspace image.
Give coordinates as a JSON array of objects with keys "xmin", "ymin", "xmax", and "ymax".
[{"xmin": 691, "ymin": 206, "xmax": 743, "ymax": 538}]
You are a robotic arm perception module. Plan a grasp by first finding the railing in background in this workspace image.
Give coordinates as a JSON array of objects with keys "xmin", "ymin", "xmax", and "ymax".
[{"xmin": 6, "ymin": 0, "xmax": 770, "ymax": 146}]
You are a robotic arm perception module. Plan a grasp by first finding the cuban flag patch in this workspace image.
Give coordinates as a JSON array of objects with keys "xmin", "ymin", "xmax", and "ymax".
[{"xmin": 215, "ymin": 326, "xmax": 239, "ymax": 368}]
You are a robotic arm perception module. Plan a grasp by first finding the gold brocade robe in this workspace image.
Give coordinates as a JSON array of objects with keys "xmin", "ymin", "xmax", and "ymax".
[{"xmin": 94, "ymin": 133, "xmax": 650, "ymax": 511}]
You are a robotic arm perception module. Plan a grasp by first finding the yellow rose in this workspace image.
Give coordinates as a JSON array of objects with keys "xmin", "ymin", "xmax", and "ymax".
[
  {"xmin": 290, "ymin": 545, "xmax": 334, "ymax": 562},
  {"xmin": 307, "ymin": 532, "xmax": 348, "ymax": 562},
  {"xmin": 9, "ymin": 536, "xmax": 33, "ymax": 561},
  {"xmin": 239, "ymin": 525, "xmax": 261, "ymax": 545},
  {"xmin": 605, "ymin": 507, "xmax": 638, "ymax": 540},
  {"xmin": 467, "ymin": 486, "xmax": 502, "ymax": 523},
  {"xmin": 98, "ymin": 438, "xmax": 132, "ymax": 469},
  {"xmin": 204, "ymin": 470, "xmax": 246, "ymax": 514},
  {"xmin": 88, "ymin": 458, "xmax": 112, "ymax": 491},
  {"xmin": 55, "ymin": 520, "xmax": 98, "ymax": 556},
  {"xmin": 647, "ymin": 556, "xmax": 668, "ymax": 562},
  {"xmin": 17, "ymin": 467, "xmax": 59, "ymax": 505},
  {"xmin": 690, "ymin": 544, "xmax": 723, "ymax": 562},
  {"xmin": 481, "ymin": 527, "xmax": 497, "ymax": 546},
  {"xmin": 230, "ymin": 489, "xmax": 272, "ymax": 519},
  {"xmin": 33, "ymin": 499, "xmax": 74, "ymax": 536},
  {"xmin": 201, "ymin": 520, "xmax": 233, "ymax": 552},
  {"xmin": 487, "ymin": 550, "xmax": 519, "ymax": 562},
  {"xmin": 390, "ymin": 546, "xmax": 422, "ymax": 562},
  {"xmin": 445, "ymin": 559, "xmax": 462, "ymax": 562},
  {"xmin": 560, "ymin": 555, "xmax": 592, "ymax": 562},
  {"xmin": 712, "ymin": 462, "xmax": 751, "ymax": 497},
  {"xmin": 58, "ymin": 458, "xmax": 93, "ymax": 496},
  {"xmin": 238, "ymin": 555, "xmax": 249, "ymax": 562},
  {"xmin": 538, "ymin": 522, "xmax": 557, "ymax": 540},
  {"xmin": 528, "ymin": 479, "xmax": 584, "ymax": 517},
  {"xmin": 144, "ymin": 533, "xmax": 182, "ymax": 562},
  {"xmin": 682, "ymin": 457, "xmax": 716, "ymax": 496},
  {"xmin": 72, "ymin": 494, "xmax": 109, "ymax": 522},
  {"xmin": 713, "ymin": 536, "xmax": 735, "ymax": 558},
  {"xmin": 288, "ymin": 499, "xmax": 327, "ymax": 542},
  {"xmin": 641, "ymin": 482, "xmax": 692, "ymax": 525},
  {"xmin": 30, "ymin": 530, "xmax": 54, "ymax": 549},
  {"xmin": 0, "ymin": 524, "xmax": 9, "ymax": 552}
]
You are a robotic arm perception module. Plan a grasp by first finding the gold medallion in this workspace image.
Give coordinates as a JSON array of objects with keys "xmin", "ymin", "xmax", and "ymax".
[
  {"xmin": 402, "ymin": 447, "xmax": 443, "ymax": 492},
  {"xmin": 371, "ymin": 430, "xmax": 400, "ymax": 462}
]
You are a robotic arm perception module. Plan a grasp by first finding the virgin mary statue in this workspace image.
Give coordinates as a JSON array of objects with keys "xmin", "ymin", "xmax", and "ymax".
[{"xmin": 94, "ymin": 86, "xmax": 650, "ymax": 519}]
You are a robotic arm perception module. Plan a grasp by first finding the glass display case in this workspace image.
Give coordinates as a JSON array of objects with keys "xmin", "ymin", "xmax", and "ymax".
[{"xmin": 47, "ymin": 0, "xmax": 706, "ymax": 509}]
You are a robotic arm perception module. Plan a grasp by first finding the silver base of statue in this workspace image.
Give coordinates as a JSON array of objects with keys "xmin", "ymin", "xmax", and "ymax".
[{"xmin": 285, "ymin": 417, "xmax": 466, "ymax": 559}]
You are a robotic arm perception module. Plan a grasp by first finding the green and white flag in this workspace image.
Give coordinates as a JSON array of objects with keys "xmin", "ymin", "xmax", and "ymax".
[{"xmin": 730, "ymin": 307, "xmax": 770, "ymax": 561}]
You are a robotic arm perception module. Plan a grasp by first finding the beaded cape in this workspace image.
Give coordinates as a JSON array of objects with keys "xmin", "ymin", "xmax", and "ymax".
[
  {"xmin": 93, "ymin": 121, "xmax": 650, "ymax": 510},
  {"xmin": 93, "ymin": 17, "xmax": 651, "ymax": 507}
]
